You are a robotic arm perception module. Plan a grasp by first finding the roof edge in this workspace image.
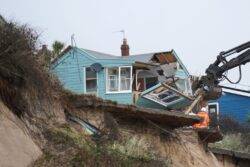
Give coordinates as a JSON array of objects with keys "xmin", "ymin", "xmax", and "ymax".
[{"xmin": 51, "ymin": 45, "xmax": 73, "ymax": 65}]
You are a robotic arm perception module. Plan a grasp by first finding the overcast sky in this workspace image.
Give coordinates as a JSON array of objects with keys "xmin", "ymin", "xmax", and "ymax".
[{"xmin": 1, "ymin": 0, "xmax": 250, "ymax": 86}]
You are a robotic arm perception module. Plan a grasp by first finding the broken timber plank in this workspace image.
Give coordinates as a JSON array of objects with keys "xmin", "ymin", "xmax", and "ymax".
[{"xmin": 185, "ymin": 94, "xmax": 203, "ymax": 114}]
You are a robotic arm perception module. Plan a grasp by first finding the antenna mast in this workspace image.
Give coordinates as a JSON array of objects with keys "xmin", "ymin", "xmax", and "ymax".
[{"xmin": 113, "ymin": 30, "xmax": 126, "ymax": 39}]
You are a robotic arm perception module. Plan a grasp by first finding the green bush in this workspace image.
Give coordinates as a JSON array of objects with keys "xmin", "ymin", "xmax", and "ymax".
[{"xmin": 211, "ymin": 133, "xmax": 250, "ymax": 153}]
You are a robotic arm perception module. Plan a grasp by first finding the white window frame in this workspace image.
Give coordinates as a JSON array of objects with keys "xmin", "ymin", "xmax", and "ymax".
[
  {"xmin": 83, "ymin": 67, "xmax": 98, "ymax": 94},
  {"xmin": 106, "ymin": 66, "xmax": 133, "ymax": 94}
]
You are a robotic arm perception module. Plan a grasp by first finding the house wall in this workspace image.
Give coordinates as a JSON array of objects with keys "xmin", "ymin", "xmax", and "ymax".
[
  {"xmin": 210, "ymin": 92, "xmax": 250, "ymax": 123},
  {"xmin": 51, "ymin": 48, "xmax": 133, "ymax": 104}
]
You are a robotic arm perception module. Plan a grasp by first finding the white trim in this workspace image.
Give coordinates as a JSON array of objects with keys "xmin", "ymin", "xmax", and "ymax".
[
  {"xmin": 83, "ymin": 67, "xmax": 86, "ymax": 93},
  {"xmin": 118, "ymin": 67, "xmax": 121, "ymax": 91},
  {"xmin": 222, "ymin": 90, "xmax": 250, "ymax": 98},
  {"xmin": 105, "ymin": 91, "xmax": 132, "ymax": 94},
  {"xmin": 105, "ymin": 66, "xmax": 133, "ymax": 94},
  {"xmin": 130, "ymin": 65, "xmax": 133, "ymax": 91},
  {"xmin": 208, "ymin": 102, "xmax": 219, "ymax": 114}
]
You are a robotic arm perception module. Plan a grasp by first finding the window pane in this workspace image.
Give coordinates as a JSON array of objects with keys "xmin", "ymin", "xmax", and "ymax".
[
  {"xmin": 85, "ymin": 67, "xmax": 97, "ymax": 93},
  {"xmin": 86, "ymin": 67, "xmax": 96, "ymax": 78},
  {"xmin": 86, "ymin": 80, "xmax": 97, "ymax": 92},
  {"xmin": 120, "ymin": 67, "xmax": 131, "ymax": 91},
  {"xmin": 107, "ymin": 68, "xmax": 118, "ymax": 92},
  {"xmin": 175, "ymin": 79, "xmax": 186, "ymax": 91}
]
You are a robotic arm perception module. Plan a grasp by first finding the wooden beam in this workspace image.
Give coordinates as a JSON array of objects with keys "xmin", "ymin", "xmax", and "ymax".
[{"xmin": 185, "ymin": 94, "xmax": 203, "ymax": 114}]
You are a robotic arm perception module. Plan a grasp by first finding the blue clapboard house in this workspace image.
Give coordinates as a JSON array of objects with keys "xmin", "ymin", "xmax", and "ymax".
[
  {"xmin": 208, "ymin": 90, "xmax": 250, "ymax": 124},
  {"xmin": 51, "ymin": 39, "xmax": 192, "ymax": 109}
]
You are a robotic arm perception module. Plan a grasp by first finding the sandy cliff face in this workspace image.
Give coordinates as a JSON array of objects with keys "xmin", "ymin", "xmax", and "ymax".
[
  {"xmin": 151, "ymin": 129, "xmax": 221, "ymax": 167},
  {"xmin": 0, "ymin": 101, "xmax": 42, "ymax": 167},
  {"xmin": 114, "ymin": 126, "xmax": 222, "ymax": 167},
  {"xmin": 69, "ymin": 105, "xmax": 222, "ymax": 167}
]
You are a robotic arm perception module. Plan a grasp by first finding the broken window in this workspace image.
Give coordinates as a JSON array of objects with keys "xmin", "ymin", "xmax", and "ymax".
[
  {"xmin": 175, "ymin": 78, "xmax": 192, "ymax": 95},
  {"xmin": 143, "ymin": 84, "xmax": 182, "ymax": 107}
]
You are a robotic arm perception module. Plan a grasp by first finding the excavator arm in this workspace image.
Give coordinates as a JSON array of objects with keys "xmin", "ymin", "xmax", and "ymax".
[{"xmin": 197, "ymin": 41, "xmax": 250, "ymax": 100}]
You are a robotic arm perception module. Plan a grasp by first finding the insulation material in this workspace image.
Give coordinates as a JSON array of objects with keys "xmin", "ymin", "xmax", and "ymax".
[{"xmin": 161, "ymin": 63, "xmax": 177, "ymax": 78}]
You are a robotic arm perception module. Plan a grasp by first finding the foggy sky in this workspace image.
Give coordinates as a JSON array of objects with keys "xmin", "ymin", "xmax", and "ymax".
[{"xmin": 1, "ymin": 0, "xmax": 250, "ymax": 87}]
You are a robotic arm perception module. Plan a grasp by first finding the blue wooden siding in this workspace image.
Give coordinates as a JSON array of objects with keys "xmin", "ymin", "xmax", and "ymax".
[
  {"xmin": 51, "ymin": 48, "xmax": 133, "ymax": 104},
  {"xmin": 51, "ymin": 50, "xmax": 86, "ymax": 93},
  {"xmin": 210, "ymin": 92, "xmax": 250, "ymax": 123}
]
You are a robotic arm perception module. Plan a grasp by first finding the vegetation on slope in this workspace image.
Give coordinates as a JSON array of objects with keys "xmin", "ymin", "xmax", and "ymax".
[
  {"xmin": 0, "ymin": 15, "xmax": 169, "ymax": 167},
  {"xmin": 33, "ymin": 124, "xmax": 167, "ymax": 167},
  {"xmin": 210, "ymin": 116, "xmax": 250, "ymax": 153}
]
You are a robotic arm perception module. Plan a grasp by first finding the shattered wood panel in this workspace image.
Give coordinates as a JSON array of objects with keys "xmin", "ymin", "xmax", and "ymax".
[{"xmin": 139, "ymin": 82, "xmax": 192, "ymax": 110}]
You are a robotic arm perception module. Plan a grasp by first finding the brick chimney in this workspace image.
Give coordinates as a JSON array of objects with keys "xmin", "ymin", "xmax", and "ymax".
[{"xmin": 121, "ymin": 38, "xmax": 130, "ymax": 56}]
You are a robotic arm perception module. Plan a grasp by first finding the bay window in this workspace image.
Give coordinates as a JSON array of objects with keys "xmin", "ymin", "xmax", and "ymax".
[{"xmin": 106, "ymin": 66, "xmax": 132, "ymax": 93}]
